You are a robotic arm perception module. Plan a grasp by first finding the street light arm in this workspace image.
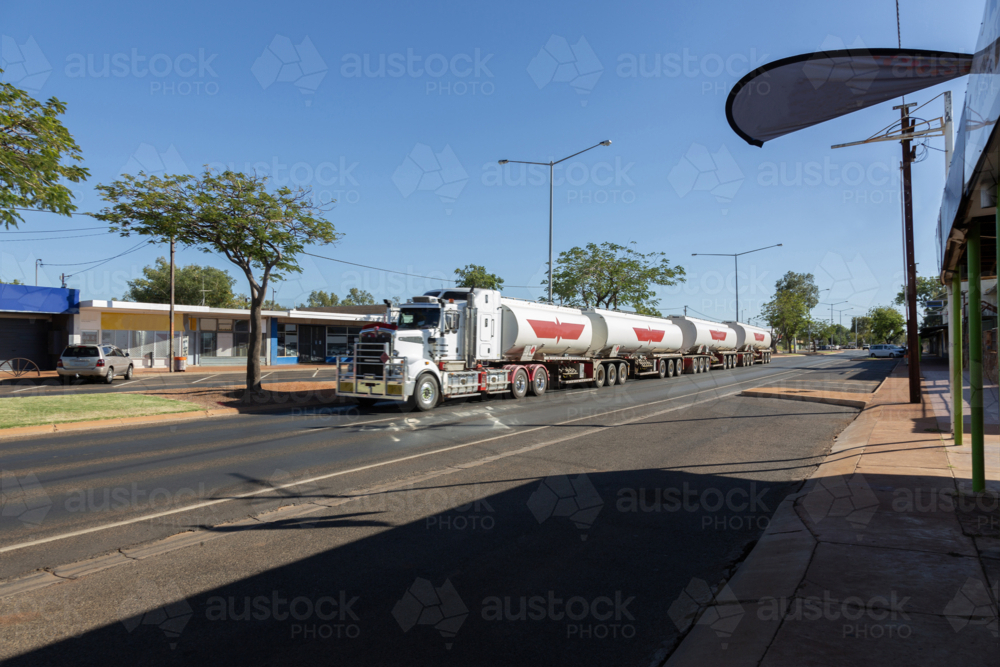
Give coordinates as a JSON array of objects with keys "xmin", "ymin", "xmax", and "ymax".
[
  {"xmin": 735, "ymin": 243, "xmax": 783, "ymax": 257},
  {"xmin": 551, "ymin": 140, "xmax": 613, "ymax": 165},
  {"xmin": 497, "ymin": 159, "xmax": 552, "ymax": 166}
]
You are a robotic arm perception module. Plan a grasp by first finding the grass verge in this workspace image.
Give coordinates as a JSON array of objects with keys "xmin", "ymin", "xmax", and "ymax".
[{"xmin": 0, "ymin": 394, "xmax": 201, "ymax": 429}]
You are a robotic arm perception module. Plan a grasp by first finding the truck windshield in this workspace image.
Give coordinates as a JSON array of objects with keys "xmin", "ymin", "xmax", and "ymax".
[{"xmin": 397, "ymin": 307, "xmax": 440, "ymax": 329}]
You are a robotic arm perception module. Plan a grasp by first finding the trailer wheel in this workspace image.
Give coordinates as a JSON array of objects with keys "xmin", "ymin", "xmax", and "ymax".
[
  {"xmin": 510, "ymin": 368, "xmax": 528, "ymax": 399},
  {"xmin": 657, "ymin": 359, "xmax": 667, "ymax": 379},
  {"xmin": 617, "ymin": 363, "xmax": 628, "ymax": 384},
  {"xmin": 700, "ymin": 358, "xmax": 708, "ymax": 373},
  {"xmin": 606, "ymin": 363, "xmax": 617, "ymax": 385},
  {"xmin": 594, "ymin": 364, "xmax": 606, "ymax": 387},
  {"xmin": 530, "ymin": 367, "xmax": 548, "ymax": 396}
]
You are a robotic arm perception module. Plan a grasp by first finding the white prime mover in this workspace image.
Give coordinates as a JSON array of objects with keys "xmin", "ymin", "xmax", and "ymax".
[{"xmin": 338, "ymin": 288, "xmax": 773, "ymax": 411}]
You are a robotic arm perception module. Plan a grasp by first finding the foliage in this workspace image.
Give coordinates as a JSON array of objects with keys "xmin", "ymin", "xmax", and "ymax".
[
  {"xmin": 454, "ymin": 264, "xmax": 505, "ymax": 290},
  {"xmin": 1, "ymin": 277, "xmax": 24, "ymax": 285},
  {"xmin": 120, "ymin": 258, "xmax": 237, "ymax": 308},
  {"xmin": 774, "ymin": 271, "xmax": 820, "ymax": 310},
  {"xmin": 894, "ymin": 276, "xmax": 942, "ymax": 309},
  {"xmin": 868, "ymin": 306, "xmax": 906, "ymax": 343},
  {"xmin": 894, "ymin": 276, "xmax": 945, "ymax": 325},
  {"xmin": 762, "ymin": 272, "xmax": 819, "ymax": 351},
  {"xmin": 342, "ymin": 287, "xmax": 375, "ymax": 305},
  {"xmin": 762, "ymin": 290, "xmax": 810, "ymax": 351},
  {"xmin": 544, "ymin": 241, "xmax": 684, "ymax": 312},
  {"xmin": 302, "ymin": 289, "xmax": 340, "ymax": 307},
  {"xmin": 1, "ymin": 73, "xmax": 89, "ymax": 229},
  {"xmin": 95, "ymin": 168, "xmax": 340, "ymax": 392}
]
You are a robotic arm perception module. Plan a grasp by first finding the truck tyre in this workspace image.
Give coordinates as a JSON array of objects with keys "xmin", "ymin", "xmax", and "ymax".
[
  {"xmin": 669, "ymin": 359, "xmax": 678, "ymax": 377},
  {"xmin": 657, "ymin": 359, "xmax": 667, "ymax": 379},
  {"xmin": 510, "ymin": 368, "xmax": 528, "ymax": 399},
  {"xmin": 618, "ymin": 363, "xmax": 628, "ymax": 384},
  {"xmin": 530, "ymin": 367, "xmax": 548, "ymax": 396},
  {"xmin": 412, "ymin": 374, "xmax": 440, "ymax": 412},
  {"xmin": 606, "ymin": 363, "xmax": 617, "ymax": 385},
  {"xmin": 594, "ymin": 364, "xmax": 606, "ymax": 387}
]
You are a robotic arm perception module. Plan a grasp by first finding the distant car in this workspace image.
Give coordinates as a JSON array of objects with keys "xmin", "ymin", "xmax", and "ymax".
[
  {"xmin": 862, "ymin": 344, "xmax": 870, "ymax": 350},
  {"xmin": 57, "ymin": 344, "xmax": 134, "ymax": 384},
  {"xmin": 869, "ymin": 344, "xmax": 904, "ymax": 359}
]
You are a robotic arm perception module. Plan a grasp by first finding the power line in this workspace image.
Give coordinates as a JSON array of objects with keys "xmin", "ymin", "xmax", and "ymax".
[
  {"xmin": 1, "ymin": 233, "xmax": 109, "ymax": 242},
  {"xmin": 9, "ymin": 207, "xmax": 99, "ymax": 218},
  {"xmin": 42, "ymin": 239, "xmax": 149, "ymax": 268},
  {"xmin": 0, "ymin": 226, "xmax": 107, "ymax": 234},
  {"xmin": 303, "ymin": 251, "xmax": 542, "ymax": 288}
]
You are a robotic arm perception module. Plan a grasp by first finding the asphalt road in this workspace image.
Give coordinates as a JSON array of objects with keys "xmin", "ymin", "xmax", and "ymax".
[
  {"xmin": 0, "ymin": 353, "xmax": 896, "ymax": 666},
  {"xmin": 0, "ymin": 367, "xmax": 340, "ymax": 397}
]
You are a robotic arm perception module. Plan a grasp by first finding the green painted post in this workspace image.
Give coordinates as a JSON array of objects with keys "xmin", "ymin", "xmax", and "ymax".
[
  {"xmin": 967, "ymin": 227, "xmax": 985, "ymax": 493},
  {"xmin": 952, "ymin": 272, "xmax": 963, "ymax": 447}
]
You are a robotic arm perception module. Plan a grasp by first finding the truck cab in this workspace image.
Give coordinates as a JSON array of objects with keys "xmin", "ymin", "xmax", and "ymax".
[{"xmin": 337, "ymin": 288, "xmax": 501, "ymax": 410}]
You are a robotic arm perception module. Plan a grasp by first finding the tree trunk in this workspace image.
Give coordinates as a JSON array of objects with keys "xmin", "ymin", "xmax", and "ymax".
[{"xmin": 247, "ymin": 290, "xmax": 265, "ymax": 394}]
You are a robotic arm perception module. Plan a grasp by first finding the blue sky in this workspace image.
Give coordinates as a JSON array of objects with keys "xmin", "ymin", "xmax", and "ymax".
[{"xmin": 0, "ymin": 0, "xmax": 986, "ymax": 324}]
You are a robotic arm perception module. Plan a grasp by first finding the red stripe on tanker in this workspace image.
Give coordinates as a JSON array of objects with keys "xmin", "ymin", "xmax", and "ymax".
[
  {"xmin": 633, "ymin": 327, "xmax": 666, "ymax": 343},
  {"xmin": 526, "ymin": 319, "xmax": 586, "ymax": 341}
]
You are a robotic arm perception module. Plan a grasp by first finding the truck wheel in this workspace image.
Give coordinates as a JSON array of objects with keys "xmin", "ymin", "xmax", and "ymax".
[
  {"xmin": 606, "ymin": 363, "xmax": 617, "ymax": 385},
  {"xmin": 409, "ymin": 375, "xmax": 440, "ymax": 411},
  {"xmin": 699, "ymin": 358, "xmax": 707, "ymax": 373},
  {"xmin": 657, "ymin": 359, "xmax": 667, "ymax": 379},
  {"xmin": 510, "ymin": 368, "xmax": 528, "ymax": 399},
  {"xmin": 617, "ymin": 363, "xmax": 628, "ymax": 384},
  {"xmin": 594, "ymin": 364, "xmax": 606, "ymax": 387},
  {"xmin": 530, "ymin": 367, "xmax": 548, "ymax": 396}
]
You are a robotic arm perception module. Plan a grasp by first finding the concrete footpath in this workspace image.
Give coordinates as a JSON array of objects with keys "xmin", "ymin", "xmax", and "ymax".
[{"xmin": 665, "ymin": 360, "xmax": 999, "ymax": 666}]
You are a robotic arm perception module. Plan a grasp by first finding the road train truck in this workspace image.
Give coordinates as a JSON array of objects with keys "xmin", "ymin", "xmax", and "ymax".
[{"xmin": 337, "ymin": 288, "xmax": 772, "ymax": 411}]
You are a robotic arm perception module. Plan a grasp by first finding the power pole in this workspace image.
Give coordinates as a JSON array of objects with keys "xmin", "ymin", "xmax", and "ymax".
[
  {"xmin": 895, "ymin": 101, "xmax": 921, "ymax": 403},
  {"xmin": 169, "ymin": 237, "xmax": 175, "ymax": 372}
]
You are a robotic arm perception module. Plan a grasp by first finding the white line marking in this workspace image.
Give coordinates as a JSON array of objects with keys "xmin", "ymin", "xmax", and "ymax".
[
  {"xmin": 0, "ymin": 363, "xmax": 836, "ymax": 555},
  {"xmin": 190, "ymin": 374, "xmax": 219, "ymax": 384},
  {"xmin": 261, "ymin": 373, "xmax": 272, "ymax": 380},
  {"xmin": 11, "ymin": 385, "xmax": 45, "ymax": 393},
  {"xmin": 312, "ymin": 369, "xmax": 319, "ymax": 378},
  {"xmin": 113, "ymin": 380, "xmax": 140, "ymax": 389}
]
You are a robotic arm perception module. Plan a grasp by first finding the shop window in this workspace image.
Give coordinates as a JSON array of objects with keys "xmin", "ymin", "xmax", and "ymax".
[
  {"xmin": 277, "ymin": 323, "xmax": 297, "ymax": 357},
  {"xmin": 81, "ymin": 330, "xmax": 99, "ymax": 344}
]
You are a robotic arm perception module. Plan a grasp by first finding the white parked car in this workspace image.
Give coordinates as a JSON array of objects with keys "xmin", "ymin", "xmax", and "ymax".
[{"xmin": 869, "ymin": 344, "xmax": 904, "ymax": 358}]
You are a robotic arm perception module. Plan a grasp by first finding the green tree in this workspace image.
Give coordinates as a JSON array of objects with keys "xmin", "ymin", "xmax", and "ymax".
[
  {"xmin": 302, "ymin": 289, "xmax": 340, "ymax": 307},
  {"xmin": 544, "ymin": 241, "xmax": 684, "ymax": 312},
  {"xmin": 775, "ymin": 271, "xmax": 820, "ymax": 310},
  {"xmin": 342, "ymin": 287, "xmax": 375, "ymax": 305},
  {"xmin": 763, "ymin": 290, "xmax": 810, "ymax": 351},
  {"xmin": 121, "ymin": 258, "xmax": 237, "ymax": 307},
  {"xmin": 1, "ymin": 73, "xmax": 89, "ymax": 229},
  {"xmin": 0, "ymin": 277, "xmax": 24, "ymax": 285},
  {"xmin": 869, "ymin": 306, "xmax": 906, "ymax": 343},
  {"xmin": 454, "ymin": 264, "xmax": 505, "ymax": 290},
  {"xmin": 762, "ymin": 272, "xmax": 819, "ymax": 351},
  {"xmin": 95, "ymin": 169, "xmax": 339, "ymax": 393},
  {"xmin": 894, "ymin": 276, "xmax": 945, "ymax": 324}
]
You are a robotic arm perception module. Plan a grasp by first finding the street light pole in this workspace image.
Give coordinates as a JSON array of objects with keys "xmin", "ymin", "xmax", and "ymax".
[
  {"xmin": 35, "ymin": 259, "xmax": 42, "ymax": 286},
  {"xmin": 692, "ymin": 243, "xmax": 783, "ymax": 321},
  {"xmin": 499, "ymin": 140, "xmax": 612, "ymax": 303}
]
